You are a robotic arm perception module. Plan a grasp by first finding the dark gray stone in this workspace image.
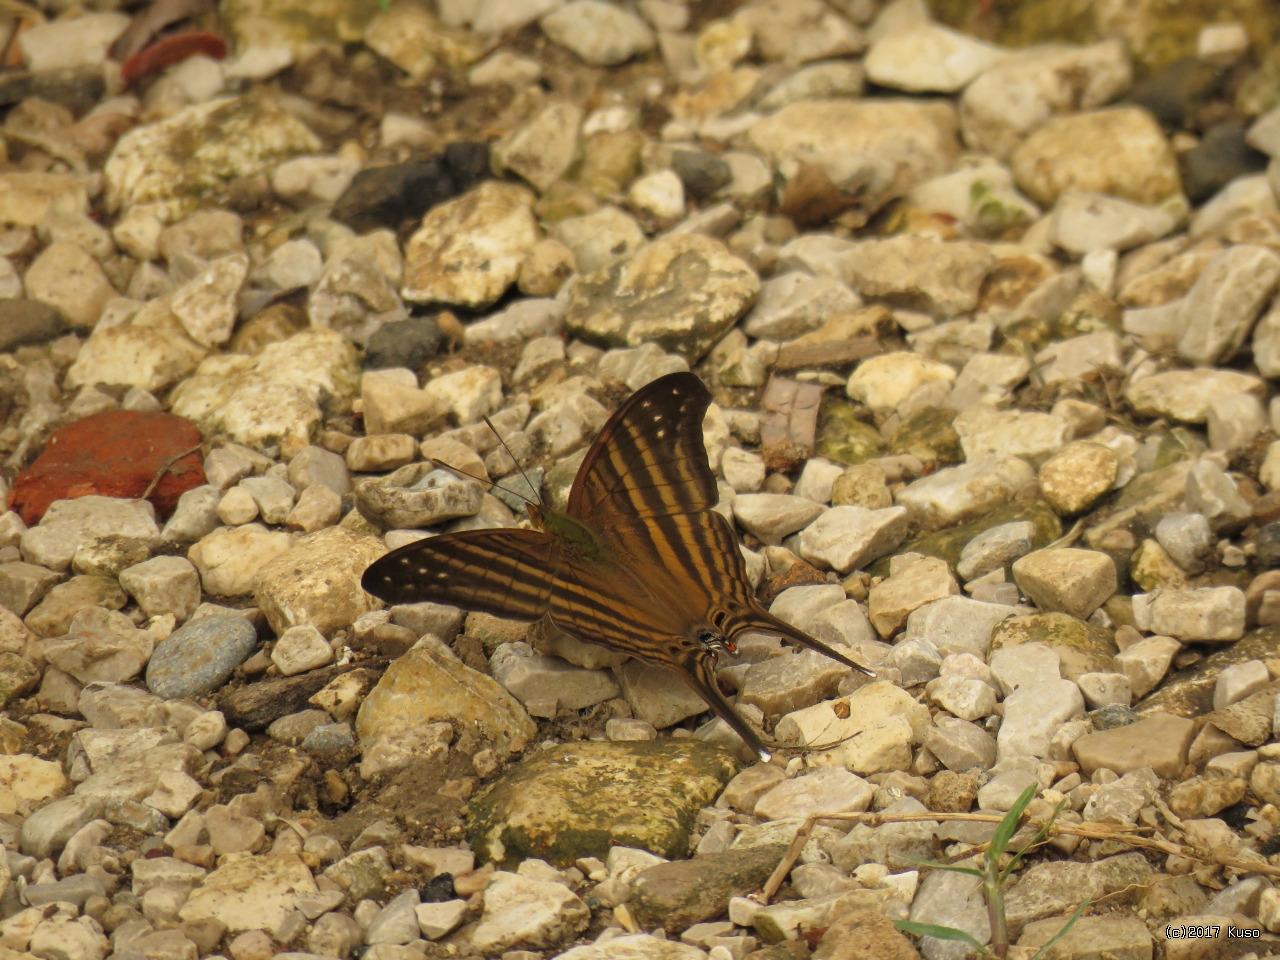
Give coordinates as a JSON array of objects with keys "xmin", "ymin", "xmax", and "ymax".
[{"xmin": 146, "ymin": 614, "xmax": 258, "ymax": 699}]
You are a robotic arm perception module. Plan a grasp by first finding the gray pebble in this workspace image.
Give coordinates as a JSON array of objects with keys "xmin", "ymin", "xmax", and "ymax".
[{"xmin": 146, "ymin": 614, "xmax": 258, "ymax": 699}]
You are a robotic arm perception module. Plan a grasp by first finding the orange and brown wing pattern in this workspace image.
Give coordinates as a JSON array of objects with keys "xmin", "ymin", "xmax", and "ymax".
[
  {"xmin": 569, "ymin": 372, "xmax": 718, "ymax": 525},
  {"xmin": 361, "ymin": 529, "xmax": 557, "ymax": 620}
]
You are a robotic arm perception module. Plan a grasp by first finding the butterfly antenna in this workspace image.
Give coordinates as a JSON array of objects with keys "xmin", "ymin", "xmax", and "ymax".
[
  {"xmin": 483, "ymin": 414, "xmax": 543, "ymax": 507},
  {"xmin": 428, "ymin": 458, "xmax": 539, "ymax": 510}
]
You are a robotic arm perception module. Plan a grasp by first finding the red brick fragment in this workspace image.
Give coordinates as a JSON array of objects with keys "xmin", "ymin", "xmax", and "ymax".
[
  {"xmin": 121, "ymin": 31, "xmax": 228, "ymax": 88},
  {"xmin": 9, "ymin": 410, "xmax": 205, "ymax": 525}
]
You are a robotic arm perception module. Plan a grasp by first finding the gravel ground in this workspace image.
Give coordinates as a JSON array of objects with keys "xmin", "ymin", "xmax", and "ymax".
[{"xmin": 3, "ymin": 1, "xmax": 1280, "ymax": 959}]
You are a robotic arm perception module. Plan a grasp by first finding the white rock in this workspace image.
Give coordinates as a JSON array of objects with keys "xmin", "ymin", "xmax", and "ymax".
[
  {"xmin": 997, "ymin": 679, "xmax": 1085, "ymax": 760},
  {"xmin": 846, "ymin": 352, "xmax": 956, "ymax": 413},
  {"xmin": 1076, "ymin": 672, "xmax": 1131, "ymax": 709},
  {"xmin": 271, "ymin": 624, "xmax": 333, "ymax": 676},
  {"xmin": 926, "ymin": 675, "xmax": 996, "ymax": 721},
  {"xmin": 953, "ymin": 406, "xmax": 1071, "ymax": 467},
  {"xmin": 417, "ymin": 899, "xmax": 468, "ymax": 940},
  {"xmin": 470, "ymin": 871, "xmax": 590, "ymax": 953},
  {"xmin": 540, "ymin": 0, "xmax": 655, "ymax": 66},
  {"xmin": 1113, "ymin": 635, "xmax": 1180, "ymax": 699},
  {"xmin": 797, "ymin": 505, "xmax": 909, "ymax": 574},
  {"xmin": 958, "ymin": 41, "xmax": 1133, "ymax": 159},
  {"xmin": 1047, "ymin": 192, "xmax": 1177, "ymax": 256},
  {"xmin": 989, "ymin": 643, "xmax": 1061, "ymax": 697},
  {"xmin": 19, "ymin": 12, "xmax": 129, "ymax": 72},
  {"xmin": 754, "ymin": 767, "xmax": 875, "ymax": 821},
  {"xmin": 1189, "ymin": 174, "xmax": 1278, "ymax": 238},
  {"xmin": 733, "ymin": 494, "xmax": 825, "ymax": 544},
  {"xmin": 896, "ymin": 457, "xmax": 1036, "ymax": 530},
  {"xmin": 1177, "ymin": 244, "xmax": 1280, "ymax": 365},
  {"xmin": 628, "ymin": 170, "xmax": 685, "ymax": 219},
  {"xmin": 1213, "ymin": 660, "xmax": 1270, "ymax": 711},
  {"xmin": 1139, "ymin": 587, "xmax": 1246, "ymax": 642},
  {"xmin": 865, "ymin": 22, "xmax": 1006, "ymax": 93}
]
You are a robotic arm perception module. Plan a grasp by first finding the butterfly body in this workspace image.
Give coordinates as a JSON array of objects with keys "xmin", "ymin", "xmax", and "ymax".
[
  {"xmin": 362, "ymin": 372, "xmax": 873, "ymax": 761},
  {"xmin": 534, "ymin": 506, "xmax": 610, "ymax": 562}
]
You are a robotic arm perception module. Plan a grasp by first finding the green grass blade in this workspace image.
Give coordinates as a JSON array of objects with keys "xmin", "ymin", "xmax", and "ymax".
[
  {"xmin": 990, "ymin": 782, "xmax": 1037, "ymax": 862},
  {"xmin": 895, "ymin": 920, "xmax": 990, "ymax": 953},
  {"xmin": 902, "ymin": 856, "xmax": 984, "ymax": 877},
  {"xmin": 1004, "ymin": 796, "xmax": 1068, "ymax": 880},
  {"xmin": 1027, "ymin": 900, "xmax": 1091, "ymax": 960}
]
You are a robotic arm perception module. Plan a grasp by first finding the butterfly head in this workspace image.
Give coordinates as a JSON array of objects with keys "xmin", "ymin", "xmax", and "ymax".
[
  {"xmin": 526, "ymin": 502, "xmax": 546, "ymax": 530},
  {"xmin": 697, "ymin": 628, "xmax": 736, "ymax": 657}
]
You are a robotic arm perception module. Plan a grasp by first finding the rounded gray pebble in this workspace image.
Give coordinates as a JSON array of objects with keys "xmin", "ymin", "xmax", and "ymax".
[
  {"xmin": 1089, "ymin": 704, "xmax": 1136, "ymax": 730},
  {"xmin": 146, "ymin": 614, "xmax": 258, "ymax": 699},
  {"xmin": 302, "ymin": 722, "xmax": 356, "ymax": 760}
]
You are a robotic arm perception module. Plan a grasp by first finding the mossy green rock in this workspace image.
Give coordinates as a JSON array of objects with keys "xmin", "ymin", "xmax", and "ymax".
[
  {"xmin": 1083, "ymin": 460, "xmax": 1193, "ymax": 550},
  {"xmin": 630, "ymin": 842, "xmax": 788, "ymax": 931},
  {"xmin": 467, "ymin": 740, "xmax": 739, "ymax": 867},
  {"xmin": 890, "ymin": 405, "xmax": 962, "ymax": 465},
  {"xmin": 816, "ymin": 398, "xmax": 885, "ymax": 465},
  {"xmin": 869, "ymin": 499, "xmax": 1061, "ymax": 578},
  {"xmin": 990, "ymin": 612, "xmax": 1118, "ymax": 681},
  {"xmin": 1137, "ymin": 626, "xmax": 1280, "ymax": 719}
]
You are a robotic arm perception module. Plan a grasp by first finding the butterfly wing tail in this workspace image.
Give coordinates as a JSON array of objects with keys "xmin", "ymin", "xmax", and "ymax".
[
  {"xmin": 681, "ymin": 654, "xmax": 772, "ymax": 763},
  {"xmin": 735, "ymin": 604, "xmax": 877, "ymax": 678}
]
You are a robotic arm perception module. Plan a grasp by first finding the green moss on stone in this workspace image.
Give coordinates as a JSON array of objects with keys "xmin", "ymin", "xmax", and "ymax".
[{"xmin": 467, "ymin": 740, "xmax": 740, "ymax": 867}]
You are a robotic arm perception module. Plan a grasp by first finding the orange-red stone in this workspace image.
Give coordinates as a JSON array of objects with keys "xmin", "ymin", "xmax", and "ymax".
[{"xmin": 9, "ymin": 410, "xmax": 205, "ymax": 524}]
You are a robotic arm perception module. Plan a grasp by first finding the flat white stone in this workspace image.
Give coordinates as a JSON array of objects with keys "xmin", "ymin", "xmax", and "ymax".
[
  {"xmin": 797, "ymin": 505, "xmax": 909, "ymax": 574},
  {"xmin": 865, "ymin": 22, "xmax": 1007, "ymax": 93}
]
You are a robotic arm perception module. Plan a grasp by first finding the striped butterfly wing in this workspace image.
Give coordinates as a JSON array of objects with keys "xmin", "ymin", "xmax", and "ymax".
[
  {"xmin": 361, "ymin": 370, "xmax": 871, "ymax": 760},
  {"xmin": 568, "ymin": 372, "xmax": 718, "ymax": 525},
  {"xmin": 542, "ymin": 517, "xmax": 774, "ymax": 760},
  {"xmin": 360, "ymin": 371, "xmax": 714, "ymax": 618},
  {"xmin": 683, "ymin": 511, "xmax": 870, "ymax": 673},
  {"xmin": 361, "ymin": 529, "xmax": 557, "ymax": 619}
]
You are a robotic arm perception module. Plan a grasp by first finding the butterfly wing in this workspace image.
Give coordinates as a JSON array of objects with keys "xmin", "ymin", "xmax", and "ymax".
[
  {"xmin": 610, "ymin": 509, "xmax": 874, "ymax": 673},
  {"xmin": 543, "ymin": 542, "xmax": 773, "ymax": 762},
  {"xmin": 361, "ymin": 529, "xmax": 556, "ymax": 619},
  {"xmin": 568, "ymin": 371, "xmax": 718, "ymax": 525},
  {"xmin": 687, "ymin": 511, "xmax": 873, "ymax": 672}
]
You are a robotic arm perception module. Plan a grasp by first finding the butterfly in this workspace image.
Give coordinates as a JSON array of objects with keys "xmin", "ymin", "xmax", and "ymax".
[{"xmin": 361, "ymin": 371, "xmax": 874, "ymax": 761}]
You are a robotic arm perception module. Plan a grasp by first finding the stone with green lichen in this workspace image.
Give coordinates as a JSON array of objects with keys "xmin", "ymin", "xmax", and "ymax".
[
  {"xmin": 1129, "ymin": 538, "xmax": 1188, "ymax": 592},
  {"xmin": 976, "ymin": 0, "xmax": 1273, "ymax": 75},
  {"xmin": 1083, "ymin": 459, "xmax": 1194, "ymax": 550},
  {"xmin": 989, "ymin": 612, "xmax": 1118, "ymax": 681},
  {"xmin": 1137, "ymin": 626, "xmax": 1280, "ymax": 719},
  {"xmin": 103, "ymin": 94, "xmax": 322, "ymax": 221},
  {"xmin": 1052, "ymin": 290, "xmax": 1123, "ymax": 339},
  {"xmin": 467, "ymin": 740, "xmax": 739, "ymax": 867},
  {"xmin": 870, "ymin": 500, "xmax": 1061, "ymax": 578},
  {"xmin": 1002, "ymin": 315, "xmax": 1051, "ymax": 352},
  {"xmin": 629, "ymin": 843, "xmax": 789, "ymax": 931},
  {"xmin": 223, "ymin": 0, "xmax": 383, "ymax": 52},
  {"xmin": 967, "ymin": 178, "xmax": 1037, "ymax": 236},
  {"xmin": 890, "ymin": 406, "xmax": 962, "ymax": 465},
  {"xmin": 815, "ymin": 399, "xmax": 885, "ymax": 465}
]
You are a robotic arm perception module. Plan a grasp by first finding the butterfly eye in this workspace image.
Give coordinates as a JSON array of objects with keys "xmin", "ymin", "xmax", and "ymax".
[{"xmin": 697, "ymin": 629, "xmax": 730, "ymax": 655}]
